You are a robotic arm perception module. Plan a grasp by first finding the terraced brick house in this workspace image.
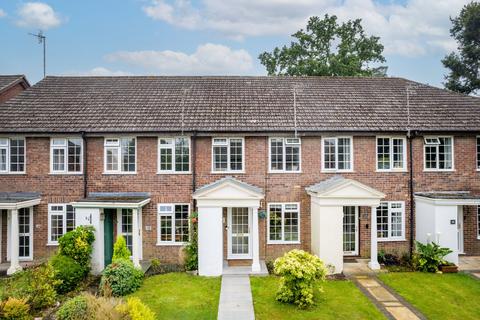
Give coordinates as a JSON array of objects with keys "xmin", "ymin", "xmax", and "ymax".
[{"xmin": 0, "ymin": 76, "xmax": 479, "ymax": 276}]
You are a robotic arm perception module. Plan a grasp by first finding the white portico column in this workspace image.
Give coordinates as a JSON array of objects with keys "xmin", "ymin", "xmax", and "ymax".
[
  {"xmin": 251, "ymin": 207, "xmax": 261, "ymax": 273},
  {"xmin": 7, "ymin": 209, "xmax": 22, "ymax": 275},
  {"xmin": 131, "ymin": 208, "xmax": 140, "ymax": 268},
  {"xmin": 368, "ymin": 206, "xmax": 380, "ymax": 270}
]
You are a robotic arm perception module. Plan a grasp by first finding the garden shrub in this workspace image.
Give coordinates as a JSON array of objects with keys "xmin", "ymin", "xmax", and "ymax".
[
  {"xmin": 112, "ymin": 235, "xmax": 131, "ymax": 262},
  {"xmin": 1, "ymin": 297, "xmax": 30, "ymax": 320},
  {"xmin": 274, "ymin": 249, "xmax": 327, "ymax": 308},
  {"xmin": 56, "ymin": 295, "xmax": 89, "ymax": 320},
  {"xmin": 116, "ymin": 297, "xmax": 155, "ymax": 320},
  {"xmin": 58, "ymin": 226, "xmax": 95, "ymax": 269},
  {"xmin": 50, "ymin": 254, "xmax": 87, "ymax": 293},
  {"xmin": 100, "ymin": 260, "xmax": 143, "ymax": 297},
  {"xmin": 184, "ymin": 211, "xmax": 198, "ymax": 271},
  {"xmin": 378, "ymin": 250, "xmax": 400, "ymax": 266},
  {"xmin": 414, "ymin": 241, "xmax": 453, "ymax": 272}
]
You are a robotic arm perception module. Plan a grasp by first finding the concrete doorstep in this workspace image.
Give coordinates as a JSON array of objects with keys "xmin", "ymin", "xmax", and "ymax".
[{"xmin": 217, "ymin": 275, "xmax": 255, "ymax": 320}]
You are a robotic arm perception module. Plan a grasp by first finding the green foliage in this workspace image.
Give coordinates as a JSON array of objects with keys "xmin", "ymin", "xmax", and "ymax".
[
  {"xmin": 1, "ymin": 297, "xmax": 30, "ymax": 320},
  {"xmin": 50, "ymin": 253, "xmax": 87, "ymax": 294},
  {"xmin": 377, "ymin": 250, "xmax": 399, "ymax": 266},
  {"xmin": 58, "ymin": 226, "xmax": 95, "ymax": 269},
  {"xmin": 112, "ymin": 235, "xmax": 131, "ymax": 262},
  {"xmin": 259, "ymin": 15, "xmax": 386, "ymax": 77},
  {"xmin": 184, "ymin": 211, "xmax": 198, "ymax": 271},
  {"xmin": 442, "ymin": 2, "xmax": 480, "ymax": 95},
  {"xmin": 56, "ymin": 295, "xmax": 89, "ymax": 320},
  {"xmin": 274, "ymin": 249, "xmax": 327, "ymax": 308},
  {"xmin": 116, "ymin": 297, "xmax": 155, "ymax": 320},
  {"xmin": 100, "ymin": 260, "xmax": 144, "ymax": 297},
  {"xmin": 414, "ymin": 241, "xmax": 453, "ymax": 273}
]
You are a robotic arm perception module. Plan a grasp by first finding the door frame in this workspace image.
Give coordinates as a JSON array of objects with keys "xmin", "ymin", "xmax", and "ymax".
[
  {"xmin": 343, "ymin": 206, "xmax": 359, "ymax": 256},
  {"xmin": 227, "ymin": 207, "xmax": 252, "ymax": 260},
  {"xmin": 457, "ymin": 206, "xmax": 464, "ymax": 254}
]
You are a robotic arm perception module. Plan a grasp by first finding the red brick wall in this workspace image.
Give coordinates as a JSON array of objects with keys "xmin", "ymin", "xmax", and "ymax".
[
  {"xmin": 0, "ymin": 134, "xmax": 479, "ymax": 264},
  {"xmin": 0, "ymin": 83, "xmax": 26, "ymax": 104}
]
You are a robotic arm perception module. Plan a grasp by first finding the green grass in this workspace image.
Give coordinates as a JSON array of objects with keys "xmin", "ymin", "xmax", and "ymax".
[
  {"xmin": 379, "ymin": 272, "xmax": 480, "ymax": 320},
  {"xmin": 250, "ymin": 276, "xmax": 385, "ymax": 320},
  {"xmin": 130, "ymin": 273, "xmax": 221, "ymax": 320}
]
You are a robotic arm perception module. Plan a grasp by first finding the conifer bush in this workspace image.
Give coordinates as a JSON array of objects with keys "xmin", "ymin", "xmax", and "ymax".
[{"xmin": 112, "ymin": 235, "xmax": 131, "ymax": 262}]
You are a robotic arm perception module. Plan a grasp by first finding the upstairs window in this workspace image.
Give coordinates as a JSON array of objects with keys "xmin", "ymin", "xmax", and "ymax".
[
  {"xmin": 157, "ymin": 204, "xmax": 190, "ymax": 244},
  {"xmin": 212, "ymin": 138, "xmax": 244, "ymax": 172},
  {"xmin": 50, "ymin": 138, "xmax": 83, "ymax": 173},
  {"xmin": 268, "ymin": 203, "xmax": 300, "ymax": 243},
  {"xmin": 0, "ymin": 137, "xmax": 25, "ymax": 173},
  {"xmin": 158, "ymin": 137, "xmax": 190, "ymax": 173},
  {"xmin": 48, "ymin": 204, "xmax": 76, "ymax": 244},
  {"xmin": 104, "ymin": 137, "xmax": 136, "ymax": 173},
  {"xmin": 269, "ymin": 138, "xmax": 301, "ymax": 172},
  {"xmin": 424, "ymin": 136, "xmax": 453, "ymax": 170},
  {"xmin": 322, "ymin": 137, "xmax": 353, "ymax": 172},
  {"xmin": 477, "ymin": 137, "xmax": 479, "ymax": 170},
  {"xmin": 377, "ymin": 137, "xmax": 406, "ymax": 171},
  {"xmin": 376, "ymin": 202, "xmax": 405, "ymax": 241}
]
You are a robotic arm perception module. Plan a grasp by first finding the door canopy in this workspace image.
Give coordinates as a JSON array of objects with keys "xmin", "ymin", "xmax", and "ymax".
[
  {"xmin": 306, "ymin": 176, "xmax": 385, "ymax": 207},
  {"xmin": 193, "ymin": 177, "xmax": 263, "ymax": 207}
]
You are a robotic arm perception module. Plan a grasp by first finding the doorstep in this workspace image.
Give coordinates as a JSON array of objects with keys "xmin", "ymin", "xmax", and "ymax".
[{"xmin": 222, "ymin": 260, "xmax": 269, "ymax": 276}]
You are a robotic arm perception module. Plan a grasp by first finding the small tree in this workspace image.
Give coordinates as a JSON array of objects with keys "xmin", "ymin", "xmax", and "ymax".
[
  {"xmin": 274, "ymin": 249, "xmax": 327, "ymax": 308},
  {"xmin": 112, "ymin": 235, "xmax": 131, "ymax": 262}
]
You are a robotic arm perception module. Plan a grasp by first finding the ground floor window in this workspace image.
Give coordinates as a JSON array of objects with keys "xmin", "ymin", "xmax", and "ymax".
[
  {"xmin": 267, "ymin": 203, "xmax": 300, "ymax": 244},
  {"xmin": 376, "ymin": 202, "xmax": 405, "ymax": 241},
  {"xmin": 157, "ymin": 204, "xmax": 190, "ymax": 244},
  {"xmin": 48, "ymin": 204, "xmax": 76, "ymax": 244},
  {"xmin": 119, "ymin": 209, "xmax": 133, "ymax": 254},
  {"xmin": 18, "ymin": 208, "xmax": 31, "ymax": 258},
  {"xmin": 477, "ymin": 206, "xmax": 480, "ymax": 239}
]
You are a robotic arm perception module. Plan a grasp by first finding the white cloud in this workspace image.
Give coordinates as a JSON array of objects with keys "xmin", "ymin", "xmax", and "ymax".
[
  {"xmin": 142, "ymin": 0, "xmax": 469, "ymax": 56},
  {"xmin": 16, "ymin": 2, "xmax": 62, "ymax": 30},
  {"xmin": 105, "ymin": 43, "xmax": 255, "ymax": 75},
  {"xmin": 71, "ymin": 67, "xmax": 133, "ymax": 76},
  {"xmin": 0, "ymin": 9, "xmax": 6, "ymax": 18}
]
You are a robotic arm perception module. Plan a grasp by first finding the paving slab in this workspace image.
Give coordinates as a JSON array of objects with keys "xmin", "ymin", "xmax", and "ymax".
[
  {"xmin": 217, "ymin": 275, "xmax": 255, "ymax": 320},
  {"xmin": 386, "ymin": 306, "xmax": 420, "ymax": 320}
]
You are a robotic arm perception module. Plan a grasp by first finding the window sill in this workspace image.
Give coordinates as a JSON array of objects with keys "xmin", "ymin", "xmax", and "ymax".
[
  {"xmin": 321, "ymin": 170, "xmax": 354, "ymax": 173},
  {"xmin": 49, "ymin": 172, "xmax": 83, "ymax": 175},
  {"xmin": 210, "ymin": 171, "xmax": 245, "ymax": 174},
  {"xmin": 0, "ymin": 172, "xmax": 26, "ymax": 175},
  {"xmin": 157, "ymin": 171, "xmax": 192, "ymax": 175},
  {"xmin": 268, "ymin": 170, "xmax": 302, "ymax": 174},
  {"xmin": 156, "ymin": 242, "xmax": 187, "ymax": 246},
  {"xmin": 267, "ymin": 241, "xmax": 301, "ymax": 245},
  {"xmin": 103, "ymin": 172, "xmax": 137, "ymax": 175},
  {"xmin": 423, "ymin": 169, "xmax": 455, "ymax": 172},
  {"xmin": 375, "ymin": 169, "xmax": 407, "ymax": 173},
  {"xmin": 378, "ymin": 238, "xmax": 406, "ymax": 242},
  {"xmin": 47, "ymin": 242, "xmax": 59, "ymax": 246}
]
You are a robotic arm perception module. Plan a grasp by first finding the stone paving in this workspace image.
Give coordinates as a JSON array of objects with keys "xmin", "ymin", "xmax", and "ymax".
[
  {"xmin": 217, "ymin": 275, "xmax": 255, "ymax": 320},
  {"xmin": 459, "ymin": 256, "xmax": 480, "ymax": 271}
]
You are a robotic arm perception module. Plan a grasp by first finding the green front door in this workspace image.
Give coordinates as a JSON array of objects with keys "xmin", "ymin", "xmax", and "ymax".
[{"xmin": 104, "ymin": 209, "xmax": 115, "ymax": 268}]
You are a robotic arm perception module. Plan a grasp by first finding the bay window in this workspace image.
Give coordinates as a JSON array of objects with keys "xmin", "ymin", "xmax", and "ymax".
[
  {"xmin": 424, "ymin": 136, "xmax": 453, "ymax": 170},
  {"xmin": 322, "ymin": 137, "xmax": 353, "ymax": 172},
  {"xmin": 48, "ymin": 204, "xmax": 76, "ymax": 244},
  {"xmin": 157, "ymin": 204, "xmax": 190, "ymax": 244},
  {"xmin": 104, "ymin": 137, "xmax": 136, "ymax": 173},
  {"xmin": 212, "ymin": 138, "xmax": 244, "ymax": 172},
  {"xmin": 0, "ymin": 137, "xmax": 25, "ymax": 173},
  {"xmin": 377, "ymin": 137, "xmax": 406, "ymax": 171},
  {"xmin": 158, "ymin": 137, "xmax": 190, "ymax": 173},
  {"xmin": 269, "ymin": 138, "xmax": 301, "ymax": 172},
  {"xmin": 50, "ymin": 138, "xmax": 83, "ymax": 173},
  {"xmin": 376, "ymin": 202, "xmax": 405, "ymax": 241},
  {"xmin": 268, "ymin": 203, "xmax": 300, "ymax": 243}
]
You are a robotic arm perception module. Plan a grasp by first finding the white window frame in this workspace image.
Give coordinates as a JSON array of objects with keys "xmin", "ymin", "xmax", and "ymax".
[
  {"xmin": 157, "ymin": 203, "xmax": 190, "ymax": 246},
  {"xmin": 103, "ymin": 137, "xmax": 137, "ymax": 174},
  {"xmin": 321, "ymin": 136, "xmax": 354, "ymax": 172},
  {"xmin": 376, "ymin": 136, "xmax": 407, "ymax": 172},
  {"xmin": 0, "ymin": 137, "xmax": 26, "ymax": 174},
  {"xmin": 268, "ymin": 137, "xmax": 302, "ymax": 173},
  {"xmin": 47, "ymin": 204, "xmax": 76, "ymax": 245},
  {"xmin": 477, "ymin": 205, "xmax": 480, "ymax": 240},
  {"xmin": 476, "ymin": 136, "xmax": 480, "ymax": 171},
  {"xmin": 157, "ymin": 137, "xmax": 191, "ymax": 174},
  {"xmin": 50, "ymin": 137, "xmax": 83, "ymax": 174},
  {"xmin": 267, "ymin": 202, "xmax": 301, "ymax": 244},
  {"xmin": 211, "ymin": 137, "xmax": 245, "ymax": 173},
  {"xmin": 423, "ymin": 136, "xmax": 454, "ymax": 171},
  {"xmin": 7, "ymin": 207, "xmax": 34, "ymax": 261},
  {"xmin": 376, "ymin": 201, "xmax": 406, "ymax": 242}
]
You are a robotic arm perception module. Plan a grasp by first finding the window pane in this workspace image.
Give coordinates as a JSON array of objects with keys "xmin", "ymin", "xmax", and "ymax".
[
  {"xmin": 438, "ymin": 137, "xmax": 452, "ymax": 169},
  {"xmin": 67, "ymin": 139, "xmax": 82, "ymax": 172},
  {"xmin": 285, "ymin": 145, "xmax": 300, "ymax": 171},
  {"xmin": 10, "ymin": 138, "xmax": 25, "ymax": 172},
  {"xmin": 51, "ymin": 214, "xmax": 64, "ymax": 242},
  {"xmin": 269, "ymin": 205, "xmax": 282, "ymax": 241},
  {"xmin": 175, "ymin": 138, "xmax": 190, "ymax": 172},
  {"xmin": 121, "ymin": 209, "xmax": 133, "ymax": 254},
  {"xmin": 53, "ymin": 148, "xmax": 65, "ymax": 171},
  {"xmin": 392, "ymin": 139, "xmax": 404, "ymax": 169},
  {"xmin": 425, "ymin": 145, "xmax": 437, "ymax": 169},
  {"xmin": 284, "ymin": 207, "xmax": 299, "ymax": 241},
  {"xmin": 377, "ymin": 138, "xmax": 390, "ymax": 170},
  {"xmin": 160, "ymin": 147, "xmax": 173, "ymax": 171},
  {"xmin": 229, "ymin": 139, "xmax": 243, "ymax": 171},
  {"xmin": 324, "ymin": 138, "xmax": 336, "ymax": 169},
  {"xmin": 376, "ymin": 203, "xmax": 389, "ymax": 238},
  {"xmin": 338, "ymin": 138, "xmax": 351, "ymax": 170},
  {"xmin": 66, "ymin": 205, "xmax": 76, "ymax": 232},
  {"xmin": 390, "ymin": 204, "xmax": 403, "ymax": 238},
  {"xmin": 0, "ymin": 147, "xmax": 6, "ymax": 171},
  {"xmin": 270, "ymin": 139, "xmax": 284, "ymax": 170},
  {"xmin": 19, "ymin": 208, "xmax": 30, "ymax": 257},
  {"xmin": 160, "ymin": 215, "xmax": 172, "ymax": 241},
  {"xmin": 174, "ymin": 205, "xmax": 189, "ymax": 242},
  {"xmin": 213, "ymin": 146, "xmax": 228, "ymax": 171},
  {"xmin": 121, "ymin": 138, "xmax": 136, "ymax": 172},
  {"xmin": 477, "ymin": 138, "xmax": 480, "ymax": 169},
  {"xmin": 106, "ymin": 148, "xmax": 119, "ymax": 171}
]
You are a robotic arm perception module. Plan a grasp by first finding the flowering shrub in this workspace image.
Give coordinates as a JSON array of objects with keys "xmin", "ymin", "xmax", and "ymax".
[
  {"xmin": 1, "ymin": 297, "xmax": 30, "ymax": 320},
  {"xmin": 274, "ymin": 249, "xmax": 327, "ymax": 308},
  {"xmin": 58, "ymin": 226, "xmax": 95, "ymax": 269},
  {"xmin": 112, "ymin": 235, "xmax": 131, "ymax": 262}
]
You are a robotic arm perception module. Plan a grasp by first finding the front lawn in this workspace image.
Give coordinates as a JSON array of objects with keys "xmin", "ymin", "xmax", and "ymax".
[
  {"xmin": 130, "ymin": 273, "xmax": 221, "ymax": 320},
  {"xmin": 379, "ymin": 272, "xmax": 480, "ymax": 320},
  {"xmin": 250, "ymin": 276, "xmax": 385, "ymax": 320}
]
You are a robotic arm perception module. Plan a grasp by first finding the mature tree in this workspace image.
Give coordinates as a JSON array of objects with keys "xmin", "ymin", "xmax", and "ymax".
[
  {"xmin": 442, "ymin": 2, "xmax": 480, "ymax": 95},
  {"xmin": 259, "ymin": 15, "xmax": 386, "ymax": 77}
]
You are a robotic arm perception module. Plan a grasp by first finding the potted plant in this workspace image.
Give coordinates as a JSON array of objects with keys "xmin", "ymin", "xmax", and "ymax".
[{"xmin": 439, "ymin": 262, "xmax": 458, "ymax": 273}]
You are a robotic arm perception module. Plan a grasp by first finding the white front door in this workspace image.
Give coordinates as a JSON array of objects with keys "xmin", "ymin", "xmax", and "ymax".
[
  {"xmin": 343, "ymin": 206, "xmax": 359, "ymax": 256},
  {"xmin": 227, "ymin": 207, "xmax": 252, "ymax": 259},
  {"xmin": 457, "ymin": 206, "xmax": 464, "ymax": 254}
]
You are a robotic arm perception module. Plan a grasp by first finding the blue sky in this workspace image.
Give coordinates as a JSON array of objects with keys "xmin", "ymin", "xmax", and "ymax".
[{"xmin": 0, "ymin": 0, "xmax": 469, "ymax": 86}]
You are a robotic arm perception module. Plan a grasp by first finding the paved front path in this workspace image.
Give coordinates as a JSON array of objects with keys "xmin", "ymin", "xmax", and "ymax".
[
  {"xmin": 217, "ymin": 275, "xmax": 255, "ymax": 320},
  {"xmin": 352, "ymin": 275, "xmax": 424, "ymax": 320}
]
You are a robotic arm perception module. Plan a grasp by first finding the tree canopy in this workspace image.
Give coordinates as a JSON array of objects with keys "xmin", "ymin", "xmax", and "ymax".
[
  {"xmin": 442, "ymin": 1, "xmax": 480, "ymax": 95},
  {"xmin": 258, "ymin": 15, "xmax": 386, "ymax": 77}
]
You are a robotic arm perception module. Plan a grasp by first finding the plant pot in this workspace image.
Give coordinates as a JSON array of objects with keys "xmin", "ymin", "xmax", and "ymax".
[
  {"xmin": 186, "ymin": 270, "xmax": 198, "ymax": 275},
  {"xmin": 439, "ymin": 265, "xmax": 458, "ymax": 273}
]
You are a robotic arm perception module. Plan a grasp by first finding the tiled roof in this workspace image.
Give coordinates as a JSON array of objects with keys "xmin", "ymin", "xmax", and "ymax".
[
  {"xmin": 0, "ymin": 75, "xmax": 29, "ymax": 94},
  {"xmin": 0, "ymin": 192, "xmax": 41, "ymax": 203},
  {"xmin": 0, "ymin": 76, "xmax": 479, "ymax": 133}
]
